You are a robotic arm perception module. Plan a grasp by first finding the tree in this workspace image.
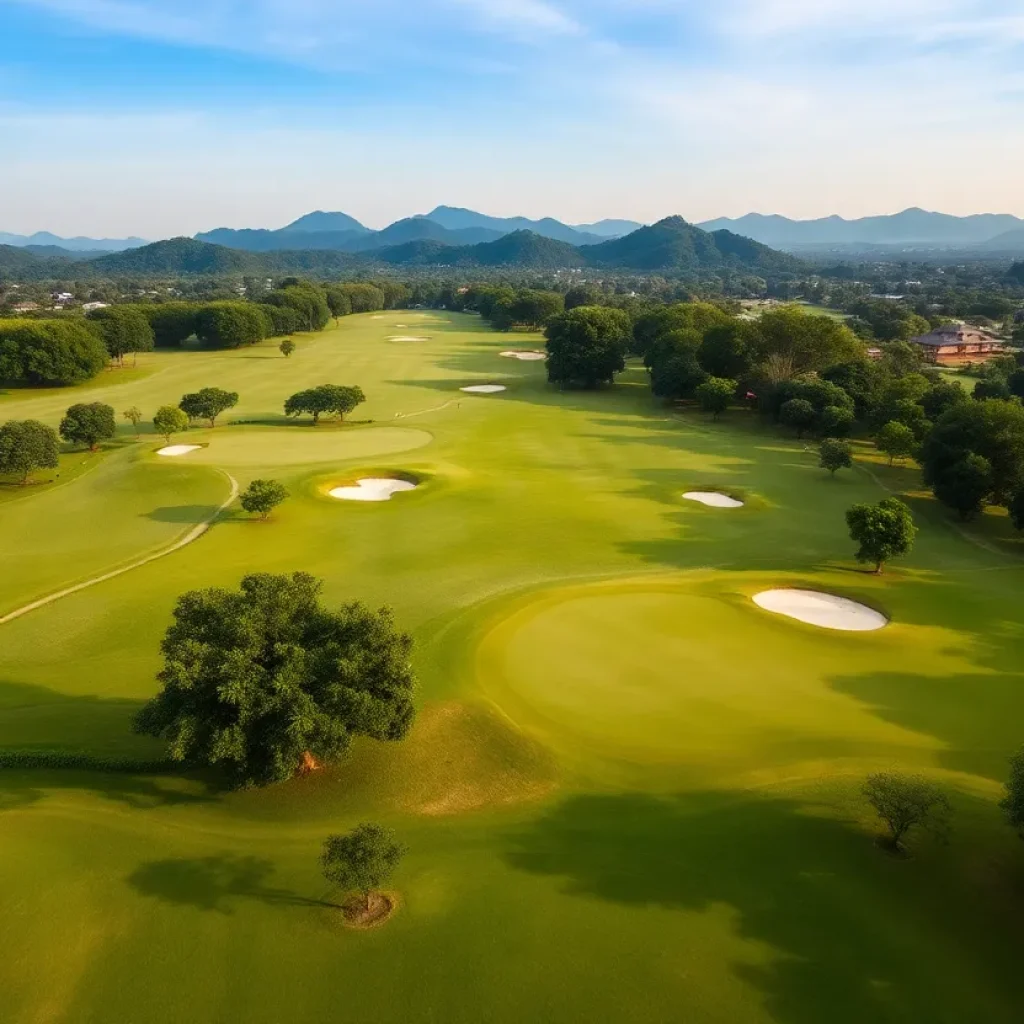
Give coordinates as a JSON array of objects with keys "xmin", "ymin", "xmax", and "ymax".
[
  {"xmin": 122, "ymin": 406, "xmax": 143, "ymax": 437},
  {"xmin": 0, "ymin": 319, "xmax": 107, "ymax": 386},
  {"xmin": 694, "ymin": 377, "xmax": 736, "ymax": 419},
  {"xmin": 779, "ymin": 398, "xmax": 816, "ymax": 438},
  {"xmin": 933, "ymin": 453, "xmax": 992, "ymax": 521},
  {"xmin": 337, "ymin": 283, "xmax": 385, "ymax": 314},
  {"xmin": 1001, "ymin": 747, "xmax": 1024, "ymax": 838},
  {"xmin": 59, "ymin": 402, "xmax": 116, "ymax": 451},
  {"xmin": 153, "ymin": 405, "xmax": 189, "ymax": 443},
  {"xmin": 279, "ymin": 339, "xmax": 296, "ymax": 358},
  {"xmin": 264, "ymin": 283, "xmax": 331, "ymax": 332},
  {"xmin": 0, "ymin": 419, "xmax": 59, "ymax": 484},
  {"xmin": 86, "ymin": 305, "xmax": 154, "ymax": 366},
  {"xmin": 240, "ymin": 479, "xmax": 288, "ymax": 520},
  {"xmin": 1008, "ymin": 368, "xmax": 1024, "ymax": 400},
  {"xmin": 143, "ymin": 302, "xmax": 200, "ymax": 347},
  {"xmin": 195, "ymin": 302, "xmax": 266, "ymax": 349},
  {"xmin": 698, "ymin": 323, "xmax": 754, "ymax": 380},
  {"xmin": 259, "ymin": 303, "xmax": 304, "ymax": 336},
  {"xmin": 876, "ymin": 420, "xmax": 917, "ymax": 466},
  {"xmin": 863, "ymin": 772, "xmax": 950, "ymax": 851},
  {"xmin": 1010, "ymin": 490, "xmax": 1024, "ymax": 531},
  {"xmin": 973, "ymin": 377, "xmax": 1011, "ymax": 402},
  {"xmin": 284, "ymin": 385, "xmax": 366, "ymax": 425},
  {"xmin": 921, "ymin": 379, "xmax": 968, "ymax": 421},
  {"xmin": 845, "ymin": 497, "xmax": 917, "ymax": 573},
  {"xmin": 820, "ymin": 438, "xmax": 853, "ymax": 476},
  {"xmin": 753, "ymin": 306, "xmax": 863, "ymax": 379},
  {"xmin": 179, "ymin": 387, "xmax": 239, "ymax": 428},
  {"xmin": 134, "ymin": 573, "xmax": 416, "ymax": 787},
  {"xmin": 819, "ymin": 405, "xmax": 854, "ymax": 439},
  {"xmin": 545, "ymin": 307, "xmax": 631, "ymax": 389},
  {"xmin": 321, "ymin": 823, "xmax": 404, "ymax": 914}
]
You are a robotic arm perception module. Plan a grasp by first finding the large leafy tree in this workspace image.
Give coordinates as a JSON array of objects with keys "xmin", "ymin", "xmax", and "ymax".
[
  {"xmin": 179, "ymin": 387, "xmax": 239, "ymax": 428},
  {"xmin": 321, "ymin": 823, "xmax": 404, "ymax": 913},
  {"xmin": 239, "ymin": 479, "xmax": 288, "ymax": 520},
  {"xmin": 545, "ymin": 306, "xmax": 631, "ymax": 389},
  {"xmin": 875, "ymin": 420, "xmax": 917, "ymax": 466},
  {"xmin": 86, "ymin": 305, "xmax": 154, "ymax": 365},
  {"xmin": 921, "ymin": 399, "xmax": 1024, "ymax": 510},
  {"xmin": 59, "ymin": 402, "xmax": 117, "ymax": 451},
  {"xmin": 932, "ymin": 453, "xmax": 993, "ymax": 521},
  {"xmin": 0, "ymin": 419, "xmax": 59, "ymax": 484},
  {"xmin": 819, "ymin": 438, "xmax": 853, "ymax": 476},
  {"xmin": 143, "ymin": 302, "xmax": 201, "ymax": 348},
  {"xmin": 284, "ymin": 385, "xmax": 366, "ymax": 425},
  {"xmin": 694, "ymin": 377, "xmax": 736, "ymax": 419},
  {"xmin": 698, "ymin": 322, "xmax": 755, "ymax": 380},
  {"xmin": 264, "ymin": 283, "xmax": 331, "ymax": 332},
  {"xmin": 753, "ymin": 306, "xmax": 863, "ymax": 380},
  {"xmin": 845, "ymin": 497, "xmax": 917, "ymax": 573},
  {"xmin": 0, "ymin": 319, "xmax": 107, "ymax": 386},
  {"xmin": 134, "ymin": 572, "xmax": 416, "ymax": 788},
  {"xmin": 779, "ymin": 398, "xmax": 816, "ymax": 438},
  {"xmin": 153, "ymin": 405, "xmax": 189, "ymax": 443},
  {"xmin": 195, "ymin": 302, "xmax": 266, "ymax": 349}
]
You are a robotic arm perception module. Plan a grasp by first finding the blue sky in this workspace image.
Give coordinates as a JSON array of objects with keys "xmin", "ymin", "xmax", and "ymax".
[{"xmin": 2, "ymin": 0, "xmax": 1023, "ymax": 236}]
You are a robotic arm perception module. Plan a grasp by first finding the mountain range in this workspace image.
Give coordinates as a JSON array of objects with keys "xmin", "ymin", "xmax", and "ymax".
[
  {"xmin": 696, "ymin": 208, "xmax": 1024, "ymax": 252},
  {"xmin": 0, "ymin": 217, "xmax": 803, "ymax": 280},
  {"xmin": 7, "ymin": 207, "xmax": 1024, "ymax": 258}
]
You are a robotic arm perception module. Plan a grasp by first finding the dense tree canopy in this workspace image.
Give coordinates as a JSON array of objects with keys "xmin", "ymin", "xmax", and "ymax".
[
  {"xmin": 694, "ymin": 377, "xmax": 736, "ymax": 419},
  {"xmin": 142, "ymin": 302, "xmax": 201, "ymax": 348},
  {"xmin": 59, "ymin": 402, "xmax": 117, "ymax": 451},
  {"xmin": 264, "ymin": 282, "xmax": 331, "ymax": 332},
  {"xmin": 0, "ymin": 319, "xmax": 108, "ymax": 386},
  {"xmin": 545, "ymin": 306, "xmax": 631, "ymax": 389},
  {"xmin": 820, "ymin": 438, "xmax": 853, "ymax": 476},
  {"xmin": 195, "ymin": 302, "xmax": 267, "ymax": 349},
  {"xmin": 86, "ymin": 305, "xmax": 154, "ymax": 364},
  {"xmin": 134, "ymin": 572, "xmax": 416, "ymax": 787},
  {"xmin": 0, "ymin": 419, "xmax": 59, "ymax": 484}
]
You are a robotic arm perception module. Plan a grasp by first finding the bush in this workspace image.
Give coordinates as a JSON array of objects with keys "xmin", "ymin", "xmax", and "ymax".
[{"xmin": 0, "ymin": 749, "xmax": 172, "ymax": 773}]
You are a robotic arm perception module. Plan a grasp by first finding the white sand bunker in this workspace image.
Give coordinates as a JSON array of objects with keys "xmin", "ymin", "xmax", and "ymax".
[
  {"xmin": 329, "ymin": 478, "xmax": 418, "ymax": 502},
  {"xmin": 156, "ymin": 445, "xmax": 201, "ymax": 458},
  {"xmin": 753, "ymin": 589, "xmax": 888, "ymax": 632},
  {"xmin": 460, "ymin": 384, "xmax": 507, "ymax": 394},
  {"xmin": 501, "ymin": 350, "xmax": 546, "ymax": 362},
  {"xmin": 389, "ymin": 335, "xmax": 429, "ymax": 342},
  {"xmin": 683, "ymin": 491, "xmax": 744, "ymax": 508}
]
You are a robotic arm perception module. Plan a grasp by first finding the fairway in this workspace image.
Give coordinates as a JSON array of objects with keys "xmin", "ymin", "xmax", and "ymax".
[{"xmin": 1, "ymin": 312, "xmax": 1023, "ymax": 1024}]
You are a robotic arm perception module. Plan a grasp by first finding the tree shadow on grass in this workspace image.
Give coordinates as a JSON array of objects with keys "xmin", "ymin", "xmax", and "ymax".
[
  {"xmin": 0, "ymin": 768, "xmax": 215, "ymax": 812},
  {"xmin": 128, "ymin": 855, "xmax": 332, "ymax": 914},
  {"xmin": 506, "ymin": 790, "xmax": 1024, "ymax": 1024},
  {"xmin": 144, "ymin": 504, "xmax": 221, "ymax": 524}
]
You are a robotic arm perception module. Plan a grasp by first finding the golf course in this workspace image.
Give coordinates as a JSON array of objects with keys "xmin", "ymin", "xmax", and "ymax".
[{"xmin": 1, "ymin": 310, "xmax": 1023, "ymax": 1024}]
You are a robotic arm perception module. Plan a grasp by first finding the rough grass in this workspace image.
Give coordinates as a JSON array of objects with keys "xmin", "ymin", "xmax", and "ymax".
[{"xmin": 0, "ymin": 312, "xmax": 1022, "ymax": 1023}]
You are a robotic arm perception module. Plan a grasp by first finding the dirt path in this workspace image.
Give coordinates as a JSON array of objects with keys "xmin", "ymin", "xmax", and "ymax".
[{"xmin": 0, "ymin": 471, "xmax": 238, "ymax": 627}]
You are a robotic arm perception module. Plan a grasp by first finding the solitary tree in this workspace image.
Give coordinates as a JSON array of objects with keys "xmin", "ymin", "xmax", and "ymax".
[
  {"xmin": 134, "ymin": 572, "xmax": 416, "ymax": 788},
  {"xmin": 284, "ymin": 385, "xmax": 365, "ymax": 425},
  {"xmin": 59, "ymin": 402, "xmax": 116, "ymax": 451},
  {"xmin": 863, "ymin": 772, "xmax": 951, "ymax": 851},
  {"xmin": 779, "ymin": 398, "xmax": 817, "ymax": 438},
  {"xmin": 153, "ymin": 405, "xmax": 189, "ymax": 443},
  {"xmin": 845, "ymin": 497, "xmax": 917, "ymax": 573},
  {"xmin": 239, "ymin": 479, "xmax": 288, "ymax": 520},
  {"xmin": 933, "ymin": 453, "xmax": 993, "ymax": 521},
  {"xmin": 819, "ymin": 438, "xmax": 853, "ymax": 476},
  {"xmin": 279, "ymin": 338, "xmax": 296, "ymax": 358},
  {"xmin": 321, "ymin": 823, "xmax": 404, "ymax": 915},
  {"xmin": 0, "ymin": 419, "xmax": 59, "ymax": 484},
  {"xmin": 123, "ymin": 406, "xmax": 144, "ymax": 437},
  {"xmin": 694, "ymin": 377, "xmax": 736, "ymax": 420},
  {"xmin": 876, "ymin": 420, "xmax": 917, "ymax": 467},
  {"xmin": 1001, "ymin": 747, "xmax": 1024, "ymax": 838},
  {"xmin": 179, "ymin": 388, "xmax": 239, "ymax": 428}
]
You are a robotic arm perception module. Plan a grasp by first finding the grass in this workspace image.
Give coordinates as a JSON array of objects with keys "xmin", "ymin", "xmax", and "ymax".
[{"xmin": 1, "ymin": 311, "xmax": 1023, "ymax": 1023}]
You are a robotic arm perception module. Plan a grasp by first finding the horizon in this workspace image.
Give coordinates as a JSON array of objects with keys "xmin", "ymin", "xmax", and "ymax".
[{"xmin": 3, "ymin": 0, "xmax": 1023, "ymax": 236}]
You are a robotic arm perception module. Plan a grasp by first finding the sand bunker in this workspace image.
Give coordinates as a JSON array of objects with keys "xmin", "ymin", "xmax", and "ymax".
[
  {"xmin": 500, "ymin": 350, "xmax": 546, "ymax": 362},
  {"xmin": 156, "ymin": 445, "xmax": 201, "ymax": 457},
  {"xmin": 753, "ymin": 589, "xmax": 887, "ymax": 632},
  {"xmin": 389, "ymin": 335, "xmax": 429, "ymax": 342},
  {"xmin": 460, "ymin": 384, "xmax": 507, "ymax": 394},
  {"xmin": 683, "ymin": 491, "xmax": 744, "ymax": 508},
  {"xmin": 329, "ymin": 478, "xmax": 417, "ymax": 502}
]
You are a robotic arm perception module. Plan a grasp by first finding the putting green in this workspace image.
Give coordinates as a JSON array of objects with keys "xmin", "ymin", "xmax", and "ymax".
[
  {"xmin": 0, "ymin": 311, "xmax": 1023, "ymax": 1023},
  {"xmin": 168, "ymin": 425, "xmax": 432, "ymax": 469}
]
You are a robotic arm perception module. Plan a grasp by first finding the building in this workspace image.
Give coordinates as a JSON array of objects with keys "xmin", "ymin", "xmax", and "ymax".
[
  {"xmin": 81, "ymin": 301, "xmax": 110, "ymax": 312},
  {"xmin": 909, "ymin": 324, "xmax": 1006, "ymax": 365},
  {"xmin": 11, "ymin": 301, "xmax": 39, "ymax": 313}
]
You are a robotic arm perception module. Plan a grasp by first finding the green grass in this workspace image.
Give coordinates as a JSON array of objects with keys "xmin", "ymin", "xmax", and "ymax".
[{"xmin": 1, "ymin": 311, "xmax": 1023, "ymax": 1023}]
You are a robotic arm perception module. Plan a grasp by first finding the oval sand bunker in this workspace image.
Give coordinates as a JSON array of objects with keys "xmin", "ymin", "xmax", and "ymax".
[
  {"xmin": 329, "ymin": 478, "xmax": 417, "ymax": 502},
  {"xmin": 157, "ymin": 445, "xmax": 201, "ymax": 457},
  {"xmin": 683, "ymin": 491, "xmax": 744, "ymax": 508},
  {"xmin": 753, "ymin": 589, "xmax": 887, "ymax": 632},
  {"xmin": 460, "ymin": 384, "xmax": 507, "ymax": 394},
  {"xmin": 500, "ymin": 350, "xmax": 546, "ymax": 362},
  {"xmin": 389, "ymin": 335, "xmax": 429, "ymax": 342}
]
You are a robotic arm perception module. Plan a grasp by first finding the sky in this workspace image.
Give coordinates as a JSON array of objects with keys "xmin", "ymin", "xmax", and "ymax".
[{"xmin": 2, "ymin": 0, "xmax": 1024, "ymax": 237}]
